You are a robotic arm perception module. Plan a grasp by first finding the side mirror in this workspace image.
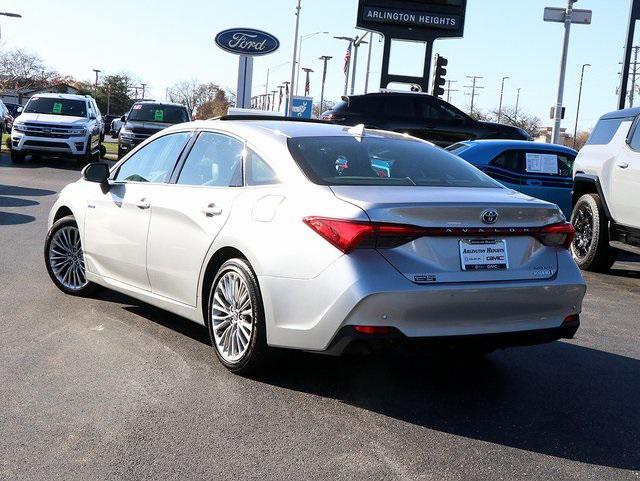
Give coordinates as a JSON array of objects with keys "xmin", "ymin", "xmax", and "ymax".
[
  {"xmin": 17, "ymin": 106, "xmax": 23, "ymax": 113},
  {"xmin": 82, "ymin": 162, "xmax": 110, "ymax": 184},
  {"xmin": 120, "ymin": 115, "xmax": 126, "ymax": 122}
]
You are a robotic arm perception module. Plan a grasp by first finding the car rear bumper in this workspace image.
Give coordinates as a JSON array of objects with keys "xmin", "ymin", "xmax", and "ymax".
[{"xmin": 260, "ymin": 250, "xmax": 586, "ymax": 353}]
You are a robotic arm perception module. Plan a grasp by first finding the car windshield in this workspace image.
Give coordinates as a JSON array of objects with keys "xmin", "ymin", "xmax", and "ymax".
[
  {"xmin": 288, "ymin": 135, "xmax": 502, "ymax": 188},
  {"xmin": 128, "ymin": 104, "xmax": 189, "ymax": 123},
  {"xmin": 24, "ymin": 97, "xmax": 87, "ymax": 117}
]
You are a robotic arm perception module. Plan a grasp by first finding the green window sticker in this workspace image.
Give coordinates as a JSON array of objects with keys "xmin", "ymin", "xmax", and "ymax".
[
  {"xmin": 52, "ymin": 102, "xmax": 63, "ymax": 114},
  {"xmin": 154, "ymin": 109, "xmax": 164, "ymax": 121}
]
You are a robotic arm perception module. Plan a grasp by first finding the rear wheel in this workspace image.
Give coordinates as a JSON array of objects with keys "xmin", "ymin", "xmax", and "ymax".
[
  {"xmin": 10, "ymin": 150, "xmax": 25, "ymax": 163},
  {"xmin": 44, "ymin": 215, "xmax": 96, "ymax": 296},
  {"xmin": 570, "ymin": 194, "xmax": 617, "ymax": 272},
  {"xmin": 206, "ymin": 258, "xmax": 271, "ymax": 374}
]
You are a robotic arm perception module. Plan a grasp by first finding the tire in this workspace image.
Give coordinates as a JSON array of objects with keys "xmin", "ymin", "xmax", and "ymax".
[
  {"xmin": 10, "ymin": 150, "xmax": 25, "ymax": 163},
  {"xmin": 117, "ymin": 146, "xmax": 124, "ymax": 160},
  {"xmin": 570, "ymin": 194, "xmax": 617, "ymax": 272},
  {"xmin": 206, "ymin": 258, "xmax": 271, "ymax": 374},
  {"xmin": 44, "ymin": 215, "xmax": 96, "ymax": 296}
]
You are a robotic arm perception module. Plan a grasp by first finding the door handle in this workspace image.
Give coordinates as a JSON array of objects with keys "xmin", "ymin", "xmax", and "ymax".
[
  {"xmin": 136, "ymin": 198, "xmax": 150, "ymax": 210},
  {"xmin": 202, "ymin": 203, "xmax": 223, "ymax": 217},
  {"xmin": 617, "ymin": 162, "xmax": 630, "ymax": 169}
]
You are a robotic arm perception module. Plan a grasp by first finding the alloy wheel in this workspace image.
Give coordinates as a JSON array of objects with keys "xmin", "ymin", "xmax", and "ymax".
[
  {"xmin": 572, "ymin": 204, "xmax": 594, "ymax": 259},
  {"xmin": 211, "ymin": 271, "xmax": 254, "ymax": 363},
  {"xmin": 48, "ymin": 226, "xmax": 89, "ymax": 291}
]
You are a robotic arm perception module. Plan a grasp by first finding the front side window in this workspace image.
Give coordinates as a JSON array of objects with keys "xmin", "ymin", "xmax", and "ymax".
[
  {"xmin": 383, "ymin": 97, "xmax": 417, "ymax": 118},
  {"xmin": 24, "ymin": 97, "xmax": 87, "ymax": 117},
  {"xmin": 628, "ymin": 120, "xmax": 640, "ymax": 151},
  {"xmin": 288, "ymin": 135, "xmax": 501, "ymax": 188},
  {"xmin": 115, "ymin": 132, "xmax": 190, "ymax": 183},
  {"xmin": 586, "ymin": 118, "xmax": 631, "ymax": 145},
  {"xmin": 177, "ymin": 132, "xmax": 244, "ymax": 187},
  {"xmin": 128, "ymin": 104, "xmax": 190, "ymax": 124}
]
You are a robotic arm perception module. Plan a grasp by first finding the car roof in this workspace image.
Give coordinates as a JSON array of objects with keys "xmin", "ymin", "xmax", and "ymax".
[
  {"xmin": 133, "ymin": 100, "xmax": 186, "ymax": 108},
  {"xmin": 29, "ymin": 93, "xmax": 91, "ymax": 101},
  {"xmin": 600, "ymin": 107, "xmax": 640, "ymax": 120},
  {"xmin": 456, "ymin": 139, "xmax": 577, "ymax": 156}
]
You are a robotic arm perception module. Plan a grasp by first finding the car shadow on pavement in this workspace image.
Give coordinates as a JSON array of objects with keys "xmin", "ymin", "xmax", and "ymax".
[
  {"xmin": 0, "ymin": 211, "xmax": 37, "ymax": 225},
  {"xmin": 0, "ymin": 183, "xmax": 55, "ymax": 225},
  {"xmin": 257, "ymin": 342, "xmax": 640, "ymax": 472}
]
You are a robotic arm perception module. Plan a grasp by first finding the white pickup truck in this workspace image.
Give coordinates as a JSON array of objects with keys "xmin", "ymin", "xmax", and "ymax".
[
  {"xmin": 10, "ymin": 93, "xmax": 103, "ymax": 165},
  {"xmin": 571, "ymin": 108, "xmax": 640, "ymax": 271}
]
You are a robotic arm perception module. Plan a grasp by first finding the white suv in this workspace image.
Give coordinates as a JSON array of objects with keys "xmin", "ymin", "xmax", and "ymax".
[
  {"xmin": 10, "ymin": 93, "xmax": 103, "ymax": 165},
  {"xmin": 571, "ymin": 108, "xmax": 640, "ymax": 271}
]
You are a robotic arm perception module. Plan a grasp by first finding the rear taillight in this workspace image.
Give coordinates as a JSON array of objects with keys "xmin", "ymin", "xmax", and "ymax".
[
  {"xmin": 303, "ymin": 218, "xmax": 576, "ymax": 253},
  {"xmin": 303, "ymin": 217, "xmax": 423, "ymax": 253},
  {"xmin": 538, "ymin": 223, "xmax": 575, "ymax": 249}
]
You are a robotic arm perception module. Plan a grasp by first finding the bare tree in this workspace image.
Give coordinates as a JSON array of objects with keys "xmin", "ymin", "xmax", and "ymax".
[
  {"xmin": 0, "ymin": 48, "xmax": 57, "ymax": 90},
  {"xmin": 167, "ymin": 80, "xmax": 233, "ymax": 119}
]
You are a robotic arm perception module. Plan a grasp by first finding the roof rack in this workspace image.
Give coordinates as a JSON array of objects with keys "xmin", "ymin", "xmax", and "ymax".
[{"xmin": 215, "ymin": 114, "xmax": 330, "ymax": 124}]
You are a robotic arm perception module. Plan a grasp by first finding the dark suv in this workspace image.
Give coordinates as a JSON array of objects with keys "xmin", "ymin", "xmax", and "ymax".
[
  {"xmin": 118, "ymin": 101, "xmax": 191, "ymax": 159},
  {"xmin": 322, "ymin": 92, "xmax": 531, "ymax": 147}
]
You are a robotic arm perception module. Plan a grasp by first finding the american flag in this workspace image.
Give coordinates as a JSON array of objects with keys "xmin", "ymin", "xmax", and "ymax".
[
  {"xmin": 278, "ymin": 86, "xmax": 283, "ymax": 110},
  {"xmin": 343, "ymin": 43, "xmax": 352, "ymax": 75},
  {"xmin": 305, "ymin": 76, "xmax": 311, "ymax": 96}
]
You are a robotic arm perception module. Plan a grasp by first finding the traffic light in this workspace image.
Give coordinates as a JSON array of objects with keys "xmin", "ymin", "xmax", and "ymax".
[{"xmin": 431, "ymin": 54, "xmax": 448, "ymax": 98}]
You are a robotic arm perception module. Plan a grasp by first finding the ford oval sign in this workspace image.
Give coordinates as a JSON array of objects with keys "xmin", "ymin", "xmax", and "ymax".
[{"xmin": 215, "ymin": 28, "xmax": 280, "ymax": 57}]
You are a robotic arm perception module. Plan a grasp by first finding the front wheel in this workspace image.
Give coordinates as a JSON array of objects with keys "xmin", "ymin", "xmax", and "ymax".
[
  {"xmin": 570, "ymin": 194, "xmax": 617, "ymax": 272},
  {"xmin": 44, "ymin": 216, "xmax": 96, "ymax": 296},
  {"xmin": 207, "ymin": 258, "xmax": 271, "ymax": 374},
  {"xmin": 10, "ymin": 150, "xmax": 25, "ymax": 163}
]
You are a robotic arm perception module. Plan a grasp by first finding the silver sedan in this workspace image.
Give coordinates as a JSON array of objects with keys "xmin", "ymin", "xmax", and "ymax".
[{"xmin": 44, "ymin": 118, "xmax": 586, "ymax": 374}]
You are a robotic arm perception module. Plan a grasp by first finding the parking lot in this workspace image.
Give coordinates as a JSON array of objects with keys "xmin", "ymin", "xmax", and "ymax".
[{"xmin": 0, "ymin": 153, "xmax": 638, "ymax": 480}]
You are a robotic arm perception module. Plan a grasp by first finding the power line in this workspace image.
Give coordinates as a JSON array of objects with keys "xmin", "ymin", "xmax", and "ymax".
[
  {"xmin": 464, "ymin": 76, "xmax": 484, "ymax": 115},
  {"xmin": 445, "ymin": 80, "xmax": 458, "ymax": 103}
]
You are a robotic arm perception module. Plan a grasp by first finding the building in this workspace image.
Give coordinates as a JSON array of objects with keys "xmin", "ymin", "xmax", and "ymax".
[{"xmin": 0, "ymin": 82, "xmax": 80, "ymax": 106}]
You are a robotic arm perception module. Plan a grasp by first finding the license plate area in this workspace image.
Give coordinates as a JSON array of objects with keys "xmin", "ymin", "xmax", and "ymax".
[{"xmin": 459, "ymin": 239, "xmax": 509, "ymax": 271}]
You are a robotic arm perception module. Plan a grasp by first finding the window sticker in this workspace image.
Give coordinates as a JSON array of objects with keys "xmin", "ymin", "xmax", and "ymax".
[
  {"xmin": 525, "ymin": 153, "xmax": 558, "ymax": 174},
  {"xmin": 52, "ymin": 102, "xmax": 63, "ymax": 114},
  {"xmin": 154, "ymin": 109, "xmax": 164, "ymax": 121}
]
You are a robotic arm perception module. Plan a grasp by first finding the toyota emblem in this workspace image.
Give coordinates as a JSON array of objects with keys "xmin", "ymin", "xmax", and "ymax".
[{"xmin": 481, "ymin": 209, "xmax": 499, "ymax": 225}]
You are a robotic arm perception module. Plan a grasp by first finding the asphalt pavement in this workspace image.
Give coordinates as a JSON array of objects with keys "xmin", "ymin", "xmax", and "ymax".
[{"xmin": 1, "ymin": 153, "xmax": 639, "ymax": 481}]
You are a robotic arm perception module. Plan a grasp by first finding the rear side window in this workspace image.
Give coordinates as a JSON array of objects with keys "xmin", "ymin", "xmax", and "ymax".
[
  {"xmin": 586, "ymin": 118, "xmax": 631, "ymax": 145},
  {"xmin": 490, "ymin": 150, "xmax": 523, "ymax": 173},
  {"xmin": 246, "ymin": 150, "xmax": 279, "ymax": 186},
  {"xmin": 383, "ymin": 97, "xmax": 417, "ymax": 118},
  {"xmin": 288, "ymin": 135, "xmax": 501, "ymax": 188},
  {"xmin": 490, "ymin": 150, "xmax": 575, "ymax": 177},
  {"xmin": 445, "ymin": 143, "xmax": 471, "ymax": 155}
]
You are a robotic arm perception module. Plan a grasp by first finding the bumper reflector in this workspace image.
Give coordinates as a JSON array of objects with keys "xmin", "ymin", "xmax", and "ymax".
[{"xmin": 353, "ymin": 326, "xmax": 392, "ymax": 335}]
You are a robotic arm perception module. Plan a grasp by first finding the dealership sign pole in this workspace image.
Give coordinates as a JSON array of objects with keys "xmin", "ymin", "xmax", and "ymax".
[
  {"xmin": 356, "ymin": 0, "xmax": 467, "ymax": 92},
  {"xmin": 215, "ymin": 28, "xmax": 280, "ymax": 109}
]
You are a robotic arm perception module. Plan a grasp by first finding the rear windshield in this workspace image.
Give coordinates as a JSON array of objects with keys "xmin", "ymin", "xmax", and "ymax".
[
  {"xmin": 586, "ymin": 117, "xmax": 632, "ymax": 145},
  {"xmin": 288, "ymin": 136, "xmax": 501, "ymax": 188},
  {"xmin": 24, "ymin": 97, "xmax": 86, "ymax": 117},
  {"xmin": 128, "ymin": 104, "xmax": 190, "ymax": 124},
  {"xmin": 445, "ymin": 143, "xmax": 471, "ymax": 155}
]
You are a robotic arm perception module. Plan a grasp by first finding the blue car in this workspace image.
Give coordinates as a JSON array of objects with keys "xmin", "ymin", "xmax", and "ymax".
[{"xmin": 447, "ymin": 140, "xmax": 577, "ymax": 218}]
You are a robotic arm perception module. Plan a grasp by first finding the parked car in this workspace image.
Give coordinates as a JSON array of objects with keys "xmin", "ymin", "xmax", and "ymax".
[
  {"xmin": 447, "ymin": 140, "xmax": 577, "ymax": 218},
  {"xmin": 10, "ymin": 93, "xmax": 102, "ymax": 165},
  {"xmin": 110, "ymin": 116, "xmax": 123, "ymax": 137},
  {"xmin": 4, "ymin": 101, "xmax": 22, "ymax": 118},
  {"xmin": 0, "ymin": 99, "xmax": 13, "ymax": 134},
  {"xmin": 321, "ymin": 92, "xmax": 532, "ymax": 146},
  {"xmin": 117, "ymin": 100, "xmax": 191, "ymax": 159},
  {"xmin": 571, "ymin": 107, "xmax": 640, "ymax": 271},
  {"xmin": 45, "ymin": 117, "xmax": 585, "ymax": 374}
]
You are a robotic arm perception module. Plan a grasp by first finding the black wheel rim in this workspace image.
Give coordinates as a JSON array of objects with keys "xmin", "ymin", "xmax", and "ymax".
[{"xmin": 572, "ymin": 204, "xmax": 594, "ymax": 259}]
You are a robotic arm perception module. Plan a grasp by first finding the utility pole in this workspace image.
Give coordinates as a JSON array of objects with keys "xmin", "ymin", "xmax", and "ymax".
[
  {"xmin": 464, "ymin": 76, "xmax": 484, "ymax": 116},
  {"xmin": 515, "ymin": 88, "xmax": 522, "ymax": 121},
  {"xmin": 574, "ymin": 63, "xmax": 590, "ymax": 148},
  {"xmin": 288, "ymin": 0, "xmax": 302, "ymax": 117},
  {"xmin": 318, "ymin": 55, "xmax": 332, "ymax": 114},
  {"xmin": 92, "ymin": 69, "xmax": 101, "ymax": 94},
  {"xmin": 445, "ymin": 80, "xmax": 458, "ymax": 103},
  {"xmin": 141, "ymin": 83, "xmax": 147, "ymax": 100},
  {"xmin": 629, "ymin": 46, "xmax": 640, "ymax": 107},
  {"xmin": 498, "ymin": 76, "xmax": 511, "ymax": 123}
]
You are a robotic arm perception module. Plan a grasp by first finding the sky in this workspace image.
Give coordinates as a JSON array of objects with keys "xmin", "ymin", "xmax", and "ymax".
[{"xmin": 0, "ymin": 0, "xmax": 635, "ymax": 132}]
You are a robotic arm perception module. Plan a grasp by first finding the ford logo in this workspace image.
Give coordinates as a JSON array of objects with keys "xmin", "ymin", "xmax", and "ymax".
[
  {"xmin": 215, "ymin": 28, "xmax": 280, "ymax": 56},
  {"xmin": 481, "ymin": 209, "xmax": 499, "ymax": 225}
]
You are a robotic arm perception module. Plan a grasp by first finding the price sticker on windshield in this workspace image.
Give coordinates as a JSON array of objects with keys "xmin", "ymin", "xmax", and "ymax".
[
  {"xmin": 154, "ymin": 109, "xmax": 164, "ymax": 121},
  {"xmin": 52, "ymin": 102, "xmax": 63, "ymax": 114}
]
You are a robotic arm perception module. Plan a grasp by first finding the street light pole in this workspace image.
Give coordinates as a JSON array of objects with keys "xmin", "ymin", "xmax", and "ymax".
[
  {"xmin": 515, "ymin": 88, "xmax": 522, "ymax": 121},
  {"xmin": 574, "ymin": 63, "xmax": 591, "ymax": 148},
  {"xmin": 498, "ymin": 76, "xmax": 510, "ymax": 123},
  {"xmin": 0, "ymin": 11, "xmax": 21, "ymax": 41},
  {"xmin": 319, "ymin": 55, "xmax": 332, "ymax": 114},
  {"xmin": 551, "ymin": 0, "xmax": 578, "ymax": 144},
  {"xmin": 364, "ymin": 34, "xmax": 376, "ymax": 93},
  {"xmin": 288, "ymin": 0, "xmax": 302, "ymax": 117},
  {"xmin": 302, "ymin": 67, "xmax": 314, "ymax": 97},
  {"xmin": 92, "ymin": 69, "xmax": 101, "ymax": 95},
  {"xmin": 296, "ymin": 31, "xmax": 329, "ymax": 95},
  {"xmin": 350, "ymin": 33, "xmax": 370, "ymax": 96},
  {"xmin": 335, "ymin": 36, "xmax": 355, "ymax": 97}
]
